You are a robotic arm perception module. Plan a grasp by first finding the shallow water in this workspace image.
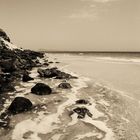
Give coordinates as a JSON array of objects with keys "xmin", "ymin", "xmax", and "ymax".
[{"xmin": 50, "ymin": 53, "xmax": 140, "ymax": 101}]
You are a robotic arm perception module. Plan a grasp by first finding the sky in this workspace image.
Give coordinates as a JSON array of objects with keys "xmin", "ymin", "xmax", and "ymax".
[{"xmin": 0, "ymin": 0, "xmax": 139, "ymax": 51}]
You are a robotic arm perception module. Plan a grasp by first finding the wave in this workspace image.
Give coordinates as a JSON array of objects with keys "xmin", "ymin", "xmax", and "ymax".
[{"xmin": 94, "ymin": 56, "xmax": 140, "ymax": 64}]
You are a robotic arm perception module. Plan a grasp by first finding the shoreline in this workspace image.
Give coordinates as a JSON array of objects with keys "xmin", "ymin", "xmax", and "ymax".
[
  {"xmin": 0, "ymin": 52, "xmax": 140, "ymax": 139},
  {"xmin": 0, "ymin": 53, "xmax": 114, "ymax": 140}
]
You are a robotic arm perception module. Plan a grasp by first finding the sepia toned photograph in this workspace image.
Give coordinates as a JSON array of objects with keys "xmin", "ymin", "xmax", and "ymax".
[{"xmin": 0, "ymin": 0, "xmax": 140, "ymax": 139}]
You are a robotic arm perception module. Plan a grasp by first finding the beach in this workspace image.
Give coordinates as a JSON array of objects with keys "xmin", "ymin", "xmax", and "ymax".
[
  {"xmin": 0, "ymin": 0, "xmax": 138, "ymax": 138},
  {"xmin": 0, "ymin": 52, "xmax": 140, "ymax": 140},
  {"xmin": 48, "ymin": 53, "xmax": 140, "ymax": 139}
]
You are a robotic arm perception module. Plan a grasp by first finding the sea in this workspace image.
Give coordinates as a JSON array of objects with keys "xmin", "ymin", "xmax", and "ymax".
[{"xmin": 48, "ymin": 52, "xmax": 140, "ymax": 101}]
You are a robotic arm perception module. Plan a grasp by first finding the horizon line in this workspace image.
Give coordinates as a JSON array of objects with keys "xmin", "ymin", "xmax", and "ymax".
[{"xmin": 39, "ymin": 50, "xmax": 140, "ymax": 53}]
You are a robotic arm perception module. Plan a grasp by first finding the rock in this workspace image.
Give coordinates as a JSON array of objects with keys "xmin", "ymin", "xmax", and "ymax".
[
  {"xmin": 13, "ymin": 49, "xmax": 44, "ymax": 70},
  {"xmin": 8, "ymin": 97, "xmax": 33, "ymax": 114},
  {"xmin": 58, "ymin": 82, "xmax": 72, "ymax": 89},
  {"xmin": 31, "ymin": 83, "xmax": 52, "ymax": 95},
  {"xmin": 0, "ymin": 29, "xmax": 10, "ymax": 42},
  {"xmin": 55, "ymin": 72, "xmax": 72, "ymax": 79},
  {"xmin": 37, "ymin": 69, "xmax": 45, "ymax": 77},
  {"xmin": 43, "ymin": 62, "xmax": 49, "ymax": 66},
  {"xmin": 38, "ymin": 67, "xmax": 78, "ymax": 79},
  {"xmin": 0, "ymin": 84, "xmax": 15, "ymax": 94},
  {"xmin": 35, "ymin": 59, "xmax": 40, "ymax": 64},
  {"xmin": 76, "ymin": 99, "xmax": 89, "ymax": 104},
  {"xmin": 0, "ymin": 29, "xmax": 45, "ymax": 95},
  {"xmin": 0, "ymin": 112, "xmax": 10, "ymax": 128},
  {"xmin": 56, "ymin": 72, "xmax": 78, "ymax": 79},
  {"xmin": 48, "ymin": 61, "xmax": 53, "ymax": 64},
  {"xmin": 23, "ymin": 131, "xmax": 34, "ymax": 139},
  {"xmin": 71, "ymin": 107, "xmax": 92, "ymax": 119},
  {"xmin": 0, "ymin": 73, "xmax": 15, "ymax": 94},
  {"xmin": 22, "ymin": 73, "xmax": 34, "ymax": 82},
  {"xmin": 0, "ymin": 59, "xmax": 18, "ymax": 73},
  {"xmin": 37, "ymin": 67, "xmax": 58, "ymax": 78},
  {"xmin": 17, "ymin": 49, "xmax": 44, "ymax": 60}
]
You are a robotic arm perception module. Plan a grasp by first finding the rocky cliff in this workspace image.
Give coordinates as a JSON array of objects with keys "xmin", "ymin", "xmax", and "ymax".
[{"xmin": 0, "ymin": 29, "xmax": 44, "ymax": 94}]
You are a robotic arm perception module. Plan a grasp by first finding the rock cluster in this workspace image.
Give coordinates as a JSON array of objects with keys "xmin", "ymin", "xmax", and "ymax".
[
  {"xmin": 38, "ymin": 67, "xmax": 77, "ymax": 79},
  {"xmin": 0, "ymin": 29, "xmax": 45, "ymax": 127},
  {"xmin": 0, "ymin": 29, "xmax": 44, "ymax": 94},
  {"xmin": 0, "ymin": 29, "xmax": 92, "ymax": 129}
]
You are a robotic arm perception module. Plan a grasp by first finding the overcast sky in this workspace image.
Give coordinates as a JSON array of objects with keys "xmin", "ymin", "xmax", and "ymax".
[{"xmin": 0, "ymin": 0, "xmax": 139, "ymax": 51}]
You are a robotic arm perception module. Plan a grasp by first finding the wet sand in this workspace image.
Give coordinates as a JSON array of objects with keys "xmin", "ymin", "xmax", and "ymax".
[{"xmin": 0, "ymin": 53, "xmax": 140, "ymax": 140}]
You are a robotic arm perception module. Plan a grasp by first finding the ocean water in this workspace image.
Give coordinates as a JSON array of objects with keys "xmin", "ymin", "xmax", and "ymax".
[{"xmin": 49, "ymin": 52, "xmax": 140, "ymax": 101}]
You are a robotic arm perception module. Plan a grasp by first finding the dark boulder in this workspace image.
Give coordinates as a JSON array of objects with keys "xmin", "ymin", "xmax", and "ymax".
[
  {"xmin": 58, "ymin": 82, "xmax": 72, "ymax": 89},
  {"xmin": 0, "ymin": 73, "xmax": 15, "ymax": 94},
  {"xmin": 22, "ymin": 73, "xmax": 34, "ymax": 82},
  {"xmin": 37, "ymin": 67, "xmax": 58, "ymax": 78},
  {"xmin": 76, "ymin": 99, "xmax": 89, "ymax": 104},
  {"xmin": 71, "ymin": 107, "xmax": 92, "ymax": 119},
  {"xmin": 0, "ymin": 59, "xmax": 18, "ymax": 73},
  {"xmin": 55, "ymin": 72, "xmax": 74, "ymax": 79},
  {"xmin": 0, "ymin": 84, "xmax": 15, "ymax": 94},
  {"xmin": 48, "ymin": 61, "xmax": 53, "ymax": 64},
  {"xmin": 31, "ymin": 83, "xmax": 52, "ymax": 95},
  {"xmin": 38, "ymin": 67, "xmax": 77, "ymax": 79},
  {"xmin": 8, "ymin": 97, "xmax": 33, "ymax": 114}
]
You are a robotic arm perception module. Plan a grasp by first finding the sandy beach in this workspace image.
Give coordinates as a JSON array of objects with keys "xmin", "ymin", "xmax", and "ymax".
[
  {"xmin": 0, "ymin": 53, "xmax": 140, "ymax": 140},
  {"xmin": 0, "ymin": 0, "xmax": 139, "ymax": 138}
]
